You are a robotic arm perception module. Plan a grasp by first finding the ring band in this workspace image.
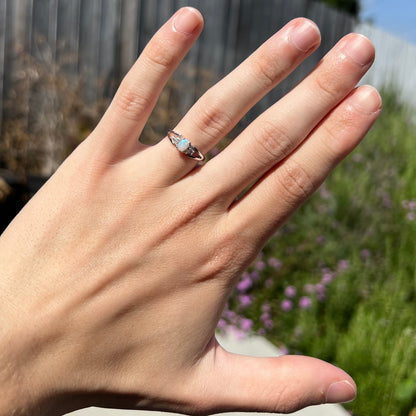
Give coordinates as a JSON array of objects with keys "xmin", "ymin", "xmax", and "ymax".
[{"xmin": 167, "ymin": 130, "xmax": 205, "ymax": 161}]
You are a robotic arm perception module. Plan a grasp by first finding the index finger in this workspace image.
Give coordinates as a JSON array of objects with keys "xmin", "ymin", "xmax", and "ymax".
[{"xmin": 90, "ymin": 7, "xmax": 204, "ymax": 162}]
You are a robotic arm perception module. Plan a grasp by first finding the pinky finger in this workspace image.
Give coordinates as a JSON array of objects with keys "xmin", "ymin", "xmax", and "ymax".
[{"xmin": 228, "ymin": 85, "xmax": 382, "ymax": 245}]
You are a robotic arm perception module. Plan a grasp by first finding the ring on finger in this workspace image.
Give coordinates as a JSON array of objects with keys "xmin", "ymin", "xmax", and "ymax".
[{"xmin": 167, "ymin": 130, "xmax": 205, "ymax": 161}]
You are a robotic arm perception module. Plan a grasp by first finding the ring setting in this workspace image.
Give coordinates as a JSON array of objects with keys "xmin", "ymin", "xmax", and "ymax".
[{"xmin": 167, "ymin": 130, "xmax": 205, "ymax": 161}]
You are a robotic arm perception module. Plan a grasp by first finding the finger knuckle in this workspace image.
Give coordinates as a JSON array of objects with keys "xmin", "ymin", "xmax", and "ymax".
[
  {"xmin": 192, "ymin": 95, "xmax": 234, "ymax": 140},
  {"xmin": 321, "ymin": 109, "xmax": 357, "ymax": 155},
  {"xmin": 275, "ymin": 160, "xmax": 315, "ymax": 203},
  {"xmin": 314, "ymin": 67, "xmax": 343, "ymax": 102},
  {"xmin": 250, "ymin": 121, "xmax": 293, "ymax": 167},
  {"xmin": 142, "ymin": 40, "xmax": 176, "ymax": 70},
  {"xmin": 251, "ymin": 53, "xmax": 284, "ymax": 87},
  {"xmin": 113, "ymin": 85, "xmax": 154, "ymax": 121}
]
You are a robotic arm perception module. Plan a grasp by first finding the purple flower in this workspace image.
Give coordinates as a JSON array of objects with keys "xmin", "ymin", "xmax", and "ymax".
[
  {"xmin": 268, "ymin": 257, "xmax": 282, "ymax": 270},
  {"xmin": 264, "ymin": 319, "xmax": 274, "ymax": 329},
  {"xmin": 321, "ymin": 272, "xmax": 334, "ymax": 285},
  {"xmin": 316, "ymin": 283, "xmax": 326, "ymax": 295},
  {"xmin": 257, "ymin": 328, "xmax": 266, "ymax": 335},
  {"xmin": 299, "ymin": 296, "xmax": 312, "ymax": 309},
  {"xmin": 223, "ymin": 309, "xmax": 236, "ymax": 321},
  {"xmin": 281, "ymin": 299, "xmax": 293, "ymax": 312},
  {"xmin": 240, "ymin": 318, "xmax": 253, "ymax": 332},
  {"xmin": 407, "ymin": 212, "xmax": 415, "ymax": 221},
  {"xmin": 217, "ymin": 319, "xmax": 227, "ymax": 329},
  {"xmin": 250, "ymin": 270, "xmax": 260, "ymax": 282},
  {"xmin": 408, "ymin": 200, "xmax": 416, "ymax": 210},
  {"xmin": 237, "ymin": 276, "xmax": 252, "ymax": 293},
  {"xmin": 260, "ymin": 312, "xmax": 271, "ymax": 323},
  {"xmin": 255, "ymin": 260, "xmax": 266, "ymax": 271},
  {"xmin": 337, "ymin": 259, "xmax": 350, "ymax": 272},
  {"xmin": 284, "ymin": 285, "xmax": 297, "ymax": 298},
  {"xmin": 239, "ymin": 294, "xmax": 253, "ymax": 309}
]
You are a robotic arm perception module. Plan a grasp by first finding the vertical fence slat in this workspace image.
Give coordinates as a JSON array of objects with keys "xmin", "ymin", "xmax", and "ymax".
[
  {"xmin": 57, "ymin": 0, "xmax": 81, "ymax": 76},
  {"xmin": 195, "ymin": 0, "xmax": 229, "ymax": 77},
  {"xmin": 31, "ymin": 0, "xmax": 58, "ymax": 64},
  {"xmin": 138, "ymin": 0, "xmax": 157, "ymax": 52},
  {"xmin": 79, "ymin": 0, "xmax": 101, "ymax": 103},
  {"xmin": 48, "ymin": 0, "xmax": 58, "ymax": 61},
  {"xmin": 120, "ymin": 0, "xmax": 140, "ymax": 75},
  {"xmin": 235, "ymin": 0, "xmax": 255, "ymax": 63},
  {"xmin": 31, "ymin": 0, "xmax": 50, "ymax": 60},
  {"xmin": 0, "ymin": 0, "xmax": 6, "ymax": 131},
  {"xmin": 156, "ymin": 0, "xmax": 175, "ymax": 28},
  {"xmin": 223, "ymin": 0, "xmax": 241, "ymax": 74},
  {"xmin": 2, "ymin": 0, "xmax": 33, "ymax": 104},
  {"xmin": 99, "ymin": 0, "xmax": 121, "ymax": 97}
]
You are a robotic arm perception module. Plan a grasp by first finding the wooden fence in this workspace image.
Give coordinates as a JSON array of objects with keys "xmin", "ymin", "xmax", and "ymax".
[
  {"xmin": 0, "ymin": 0, "xmax": 415, "ymax": 176},
  {"xmin": 0, "ymin": 0, "xmax": 356, "ymax": 103}
]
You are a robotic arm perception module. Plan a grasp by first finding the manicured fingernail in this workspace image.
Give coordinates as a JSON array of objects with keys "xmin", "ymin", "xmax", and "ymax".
[
  {"xmin": 342, "ymin": 34, "xmax": 374, "ymax": 66},
  {"xmin": 290, "ymin": 20, "xmax": 320, "ymax": 52},
  {"xmin": 326, "ymin": 380, "xmax": 357, "ymax": 404},
  {"xmin": 353, "ymin": 86, "xmax": 382, "ymax": 114},
  {"xmin": 173, "ymin": 7, "xmax": 201, "ymax": 35}
]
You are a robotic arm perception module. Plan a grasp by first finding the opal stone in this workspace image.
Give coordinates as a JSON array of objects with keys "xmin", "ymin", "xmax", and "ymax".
[{"xmin": 177, "ymin": 139, "xmax": 190, "ymax": 152}]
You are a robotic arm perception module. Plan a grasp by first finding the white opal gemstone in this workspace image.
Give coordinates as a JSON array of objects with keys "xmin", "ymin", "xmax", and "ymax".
[{"xmin": 177, "ymin": 139, "xmax": 190, "ymax": 152}]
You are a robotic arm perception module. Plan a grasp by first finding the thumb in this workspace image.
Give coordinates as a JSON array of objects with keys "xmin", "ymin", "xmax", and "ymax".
[{"xmin": 193, "ymin": 341, "xmax": 357, "ymax": 414}]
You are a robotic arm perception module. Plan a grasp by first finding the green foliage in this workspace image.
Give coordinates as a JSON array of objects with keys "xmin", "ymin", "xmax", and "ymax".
[
  {"xmin": 319, "ymin": 0, "xmax": 360, "ymax": 16},
  {"xmin": 222, "ymin": 89, "xmax": 416, "ymax": 416}
]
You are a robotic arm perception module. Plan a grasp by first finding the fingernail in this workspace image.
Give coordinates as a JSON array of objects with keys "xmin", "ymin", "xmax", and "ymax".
[
  {"xmin": 173, "ymin": 7, "xmax": 201, "ymax": 35},
  {"xmin": 290, "ymin": 20, "xmax": 320, "ymax": 52},
  {"xmin": 353, "ymin": 86, "xmax": 382, "ymax": 114},
  {"xmin": 341, "ymin": 34, "xmax": 374, "ymax": 66},
  {"xmin": 326, "ymin": 380, "xmax": 357, "ymax": 404}
]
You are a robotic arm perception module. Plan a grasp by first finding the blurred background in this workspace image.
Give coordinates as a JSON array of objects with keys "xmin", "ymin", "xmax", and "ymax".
[{"xmin": 0, "ymin": 1, "xmax": 415, "ymax": 415}]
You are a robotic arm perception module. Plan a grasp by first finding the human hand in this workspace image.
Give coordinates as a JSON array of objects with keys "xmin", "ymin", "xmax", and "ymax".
[{"xmin": 0, "ymin": 7, "xmax": 381, "ymax": 416}]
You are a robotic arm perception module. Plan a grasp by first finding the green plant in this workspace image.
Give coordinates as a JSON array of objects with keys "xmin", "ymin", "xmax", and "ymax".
[{"xmin": 221, "ymin": 87, "xmax": 416, "ymax": 416}]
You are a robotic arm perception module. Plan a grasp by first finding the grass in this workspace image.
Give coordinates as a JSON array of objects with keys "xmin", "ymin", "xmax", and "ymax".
[{"xmin": 222, "ymin": 89, "xmax": 416, "ymax": 416}]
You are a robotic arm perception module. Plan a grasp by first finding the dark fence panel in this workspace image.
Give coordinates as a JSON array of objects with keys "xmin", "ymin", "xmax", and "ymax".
[
  {"xmin": 0, "ymin": 0, "xmax": 356, "ymax": 176},
  {"xmin": 1, "ymin": 0, "xmax": 356, "ymax": 102}
]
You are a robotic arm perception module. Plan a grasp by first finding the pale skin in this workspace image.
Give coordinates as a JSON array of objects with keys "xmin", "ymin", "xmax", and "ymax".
[{"xmin": 0, "ymin": 7, "xmax": 382, "ymax": 416}]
